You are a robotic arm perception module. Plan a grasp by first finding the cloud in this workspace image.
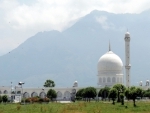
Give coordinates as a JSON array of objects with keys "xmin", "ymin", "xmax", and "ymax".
[
  {"xmin": 0, "ymin": 0, "xmax": 150, "ymax": 55},
  {"xmin": 96, "ymin": 16, "xmax": 115, "ymax": 30}
]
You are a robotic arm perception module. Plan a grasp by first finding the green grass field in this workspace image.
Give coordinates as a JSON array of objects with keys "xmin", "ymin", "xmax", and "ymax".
[{"xmin": 0, "ymin": 101, "xmax": 150, "ymax": 113}]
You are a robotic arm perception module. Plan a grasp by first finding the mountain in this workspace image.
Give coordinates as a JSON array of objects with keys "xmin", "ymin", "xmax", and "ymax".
[{"xmin": 0, "ymin": 10, "xmax": 150, "ymax": 87}]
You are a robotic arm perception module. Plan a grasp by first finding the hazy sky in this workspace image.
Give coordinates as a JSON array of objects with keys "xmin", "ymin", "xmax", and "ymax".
[{"xmin": 0, "ymin": 0, "xmax": 150, "ymax": 55}]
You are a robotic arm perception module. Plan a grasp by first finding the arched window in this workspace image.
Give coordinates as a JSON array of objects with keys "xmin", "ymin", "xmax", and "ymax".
[
  {"xmin": 17, "ymin": 91, "xmax": 21, "ymax": 94},
  {"xmin": 120, "ymin": 78, "xmax": 122, "ymax": 83},
  {"xmin": 112, "ymin": 77, "xmax": 116, "ymax": 83},
  {"xmin": 103, "ymin": 77, "xmax": 106, "ymax": 83},
  {"xmin": 117, "ymin": 77, "xmax": 119, "ymax": 82},
  {"xmin": 107, "ymin": 77, "xmax": 111, "ymax": 82},
  {"xmin": 57, "ymin": 91, "xmax": 62, "ymax": 98},
  {"xmin": 31, "ymin": 92, "xmax": 38, "ymax": 97},
  {"xmin": 4, "ymin": 90, "xmax": 8, "ymax": 94},
  {"xmin": 64, "ymin": 91, "xmax": 70, "ymax": 99},
  {"xmin": 39, "ymin": 92, "xmax": 46, "ymax": 98},
  {"xmin": 99, "ymin": 78, "xmax": 102, "ymax": 83},
  {"xmin": 23, "ymin": 92, "xmax": 30, "ymax": 98}
]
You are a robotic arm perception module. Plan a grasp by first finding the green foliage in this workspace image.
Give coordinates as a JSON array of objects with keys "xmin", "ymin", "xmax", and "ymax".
[
  {"xmin": 125, "ymin": 88, "xmax": 130, "ymax": 100},
  {"xmin": 109, "ymin": 88, "xmax": 117, "ymax": 105},
  {"xmin": 125, "ymin": 86, "xmax": 144, "ymax": 107},
  {"xmin": 44, "ymin": 79, "xmax": 55, "ymax": 87},
  {"xmin": 113, "ymin": 84, "xmax": 126, "ymax": 102},
  {"xmin": 47, "ymin": 89, "xmax": 57, "ymax": 100},
  {"xmin": 120, "ymin": 93, "xmax": 124, "ymax": 105},
  {"xmin": 83, "ymin": 87, "xmax": 96, "ymax": 102},
  {"xmin": 0, "ymin": 95, "xmax": 2, "ymax": 103},
  {"xmin": 76, "ymin": 88, "xmax": 85, "ymax": 99},
  {"xmin": 2, "ymin": 95, "xmax": 8, "ymax": 103},
  {"xmin": 136, "ymin": 87, "xmax": 143, "ymax": 98},
  {"xmin": 144, "ymin": 90, "xmax": 150, "ymax": 98},
  {"xmin": 98, "ymin": 87, "xmax": 110, "ymax": 100}
]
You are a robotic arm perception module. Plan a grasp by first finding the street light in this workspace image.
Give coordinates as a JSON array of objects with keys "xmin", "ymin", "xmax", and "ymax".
[{"xmin": 18, "ymin": 82, "xmax": 25, "ymax": 104}]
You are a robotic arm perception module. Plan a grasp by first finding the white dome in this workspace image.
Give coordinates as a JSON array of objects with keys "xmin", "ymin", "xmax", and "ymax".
[{"xmin": 97, "ymin": 51, "xmax": 123, "ymax": 72}]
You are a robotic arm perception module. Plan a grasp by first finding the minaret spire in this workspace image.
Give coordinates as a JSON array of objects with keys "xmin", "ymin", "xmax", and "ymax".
[
  {"xmin": 109, "ymin": 40, "xmax": 111, "ymax": 51},
  {"xmin": 124, "ymin": 31, "xmax": 131, "ymax": 88}
]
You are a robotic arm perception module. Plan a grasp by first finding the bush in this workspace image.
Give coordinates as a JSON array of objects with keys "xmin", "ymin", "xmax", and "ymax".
[
  {"xmin": 2, "ymin": 95, "xmax": 8, "ymax": 103},
  {"xmin": 0, "ymin": 95, "xmax": 2, "ymax": 103},
  {"xmin": 31, "ymin": 97, "xmax": 39, "ymax": 102},
  {"xmin": 25, "ymin": 98, "xmax": 32, "ymax": 103},
  {"xmin": 39, "ymin": 98, "xmax": 44, "ymax": 103},
  {"xmin": 43, "ymin": 98, "xmax": 50, "ymax": 102}
]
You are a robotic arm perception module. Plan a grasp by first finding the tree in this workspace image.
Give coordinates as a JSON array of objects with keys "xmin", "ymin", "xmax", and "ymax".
[
  {"xmin": 113, "ymin": 84, "xmax": 126, "ymax": 102},
  {"xmin": 136, "ymin": 88, "xmax": 144, "ymax": 99},
  {"xmin": 47, "ymin": 89, "xmax": 57, "ymax": 101},
  {"xmin": 84, "ymin": 87, "xmax": 96, "ymax": 102},
  {"xmin": 0, "ymin": 95, "xmax": 2, "ymax": 103},
  {"xmin": 98, "ymin": 88, "xmax": 104, "ymax": 101},
  {"xmin": 125, "ymin": 88, "xmax": 130, "ymax": 100},
  {"xmin": 129, "ymin": 86, "xmax": 137, "ymax": 107},
  {"xmin": 120, "ymin": 93, "xmax": 124, "ymax": 105},
  {"xmin": 44, "ymin": 79, "xmax": 55, "ymax": 87},
  {"xmin": 144, "ymin": 89, "xmax": 150, "ymax": 99},
  {"xmin": 128, "ymin": 86, "xmax": 143, "ymax": 107},
  {"xmin": 108, "ymin": 88, "xmax": 117, "ymax": 105},
  {"xmin": 2, "ymin": 95, "xmax": 8, "ymax": 103},
  {"xmin": 76, "ymin": 88, "xmax": 85, "ymax": 100},
  {"xmin": 98, "ymin": 87, "xmax": 110, "ymax": 101}
]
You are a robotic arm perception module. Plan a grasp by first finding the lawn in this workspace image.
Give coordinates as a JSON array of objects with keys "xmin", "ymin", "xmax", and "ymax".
[{"xmin": 0, "ymin": 101, "xmax": 150, "ymax": 113}]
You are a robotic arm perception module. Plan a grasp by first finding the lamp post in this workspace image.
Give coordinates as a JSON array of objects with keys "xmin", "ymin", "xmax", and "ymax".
[{"xmin": 18, "ymin": 82, "xmax": 25, "ymax": 104}]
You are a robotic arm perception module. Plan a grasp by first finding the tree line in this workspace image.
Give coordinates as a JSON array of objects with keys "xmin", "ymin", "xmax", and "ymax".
[{"xmin": 76, "ymin": 84, "xmax": 150, "ymax": 107}]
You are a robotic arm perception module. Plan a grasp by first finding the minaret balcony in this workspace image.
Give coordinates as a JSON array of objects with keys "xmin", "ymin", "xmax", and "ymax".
[{"xmin": 125, "ymin": 64, "xmax": 131, "ymax": 69}]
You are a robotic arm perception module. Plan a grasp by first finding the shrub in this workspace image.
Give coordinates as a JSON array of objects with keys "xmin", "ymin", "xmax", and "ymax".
[
  {"xmin": 2, "ymin": 95, "xmax": 8, "ymax": 103},
  {"xmin": 0, "ymin": 95, "xmax": 2, "ymax": 103},
  {"xmin": 25, "ymin": 98, "xmax": 32, "ymax": 102},
  {"xmin": 43, "ymin": 98, "xmax": 50, "ymax": 102},
  {"xmin": 39, "ymin": 98, "xmax": 44, "ymax": 103}
]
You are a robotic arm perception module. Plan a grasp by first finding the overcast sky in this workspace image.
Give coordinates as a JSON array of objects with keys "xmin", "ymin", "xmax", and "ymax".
[{"xmin": 0, "ymin": 0, "xmax": 150, "ymax": 55}]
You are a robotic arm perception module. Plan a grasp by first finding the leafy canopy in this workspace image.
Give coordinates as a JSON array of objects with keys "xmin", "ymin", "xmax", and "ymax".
[{"xmin": 44, "ymin": 79, "xmax": 55, "ymax": 87}]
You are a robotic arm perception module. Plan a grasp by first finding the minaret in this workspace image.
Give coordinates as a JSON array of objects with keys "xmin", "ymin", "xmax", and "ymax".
[{"xmin": 124, "ymin": 32, "xmax": 131, "ymax": 88}]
